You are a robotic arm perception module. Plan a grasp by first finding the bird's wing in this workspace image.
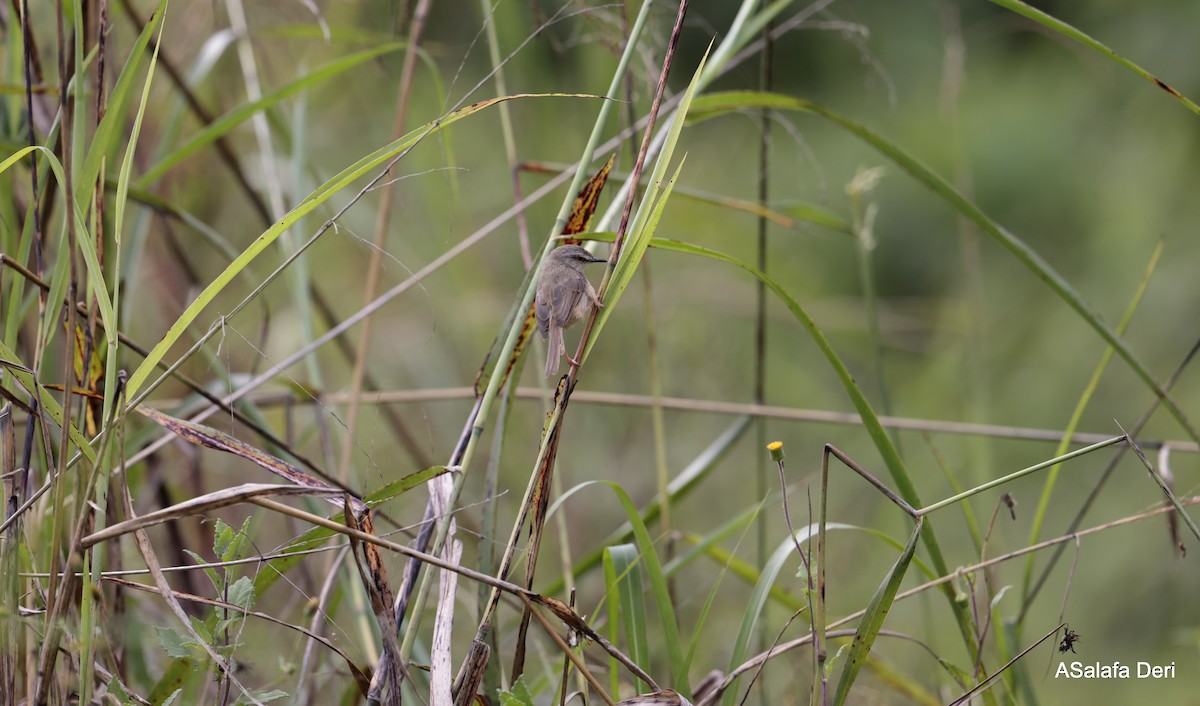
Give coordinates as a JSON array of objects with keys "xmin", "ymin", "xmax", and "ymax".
[
  {"xmin": 535, "ymin": 290, "xmax": 551, "ymax": 340},
  {"xmin": 550, "ymin": 272, "xmax": 590, "ymax": 327}
]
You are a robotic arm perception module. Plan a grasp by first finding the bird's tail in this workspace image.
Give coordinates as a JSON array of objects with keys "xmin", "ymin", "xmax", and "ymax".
[{"xmin": 544, "ymin": 325, "xmax": 563, "ymax": 378}]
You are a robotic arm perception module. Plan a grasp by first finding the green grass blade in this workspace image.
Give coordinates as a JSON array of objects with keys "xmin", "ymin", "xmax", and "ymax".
[
  {"xmin": 988, "ymin": 0, "xmax": 1200, "ymax": 115},
  {"xmin": 135, "ymin": 43, "xmax": 408, "ymax": 186},
  {"xmin": 1, "ymin": 146, "xmax": 115, "ymax": 336},
  {"xmin": 722, "ymin": 526, "xmax": 813, "ymax": 706},
  {"xmin": 569, "ymin": 481, "xmax": 685, "ymax": 695},
  {"xmin": 76, "ymin": 0, "xmax": 168, "ymax": 196},
  {"xmin": 585, "ymin": 159, "xmax": 684, "ymax": 361},
  {"xmin": 1022, "ymin": 241, "xmax": 1163, "ymax": 598},
  {"xmin": 682, "ymin": 90, "xmax": 1197, "ymax": 443},
  {"xmin": 832, "ymin": 518, "xmax": 923, "ymax": 706},
  {"xmin": 604, "ymin": 544, "xmax": 650, "ymax": 693},
  {"xmin": 0, "ymin": 339, "xmax": 96, "ymax": 465}
]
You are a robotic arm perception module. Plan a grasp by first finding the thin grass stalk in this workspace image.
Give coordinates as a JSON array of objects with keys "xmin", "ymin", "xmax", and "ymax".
[
  {"xmin": 1018, "ymin": 335, "xmax": 1200, "ymax": 622},
  {"xmin": 465, "ymin": 0, "xmax": 655, "ymax": 639},
  {"xmin": 815, "ymin": 444, "xmax": 829, "ymax": 706},
  {"xmin": 338, "ymin": 0, "xmax": 431, "ymax": 486},
  {"xmin": 1020, "ymin": 241, "xmax": 1162, "ymax": 601},
  {"xmin": 480, "ymin": 0, "xmax": 533, "ymax": 267},
  {"xmin": 19, "ymin": 0, "xmax": 47, "ymax": 290},
  {"xmin": 35, "ymin": 1, "xmax": 84, "ymax": 694},
  {"xmin": 917, "ymin": 435, "xmax": 1125, "ymax": 516},
  {"xmin": 847, "ymin": 171, "xmax": 894, "ymax": 441},
  {"xmin": 334, "ymin": 0, "xmax": 434, "ymax": 674},
  {"xmin": 766, "ymin": 442, "xmax": 820, "ymax": 706},
  {"xmin": 186, "ymin": 384, "xmax": 1200, "ymax": 452},
  {"xmin": 933, "ymin": 0, "xmax": 994, "ymax": 494},
  {"xmin": 225, "ymin": 0, "xmax": 286, "ymax": 216},
  {"xmin": 752, "ymin": 22, "xmax": 773, "ymax": 689}
]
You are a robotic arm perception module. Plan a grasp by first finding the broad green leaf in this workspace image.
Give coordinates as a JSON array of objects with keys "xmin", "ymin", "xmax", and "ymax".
[
  {"xmin": 227, "ymin": 577, "xmax": 254, "ymax": 611},
  {"xmin": 155, "ymin": 627, "xmax": 193, "ymax": 660},
  {"xmin": 498, "ymin": 676, "xmax": 535, "ymax": 706},
  {"xmin": 571, "ymin": 481, "xmax": 687, "ymax": 695}
]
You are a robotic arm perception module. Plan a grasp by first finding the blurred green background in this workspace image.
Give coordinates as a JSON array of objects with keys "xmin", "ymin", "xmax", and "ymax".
[{"xmin": 8, "ymin": 0, "xmax": 1200, "ymax": 703}]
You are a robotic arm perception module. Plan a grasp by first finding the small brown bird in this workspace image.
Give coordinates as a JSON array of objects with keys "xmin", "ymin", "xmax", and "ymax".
[{"xmin": 536, "ymin": 244, "xmax": 607, "ymax": 378}]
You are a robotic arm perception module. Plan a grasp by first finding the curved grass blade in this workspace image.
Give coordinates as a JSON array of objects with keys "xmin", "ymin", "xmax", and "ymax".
[
  {"xmin": 604, "ymin": 544, "xmax": 650, "ymax": 693},
  {"xmin": 76, "ymin": 0, "xmax": 168, "ymax": 195},
  {"xmin": 125, "ymin": 92, "xmax": 596, "ymax": 398},
  {"xmin": 585, "ymin": 159, "xmax": 684, "ymax": 361},
  {"xmin": 1, "ymin": 147, "xmax": 114, "ymax": 336},
  {"xmin": 645, "ymin": 237, "xmax": 984, "ymax": 670},
  {"xmin": 544, "ymin": 416, "xmax": 752, "ymax": 595},
  {"xmin": 1022, "ymin": 241, "xmax": 1162, "ymax": 598},
  {"xmin": 568, "ymin": 481, "xmax": 685, "ymax": 695},
  {"xmin": 832, "ymin": 518, "xmax": 923, "ymax": 706},
  {"xmin": 136, "ymin": 43, "xmax": 408, "ymax": 186},
  {"xmin": 683, "ymin": 90, "xmax": 1197, "ymax": 443},
  {"xmin": 722, "ymin": 526, "xmax": 813, "ymax": 706},
  {"xmin": 988, "ymin": 0, "xmax": 1200, "ymax": 115}
]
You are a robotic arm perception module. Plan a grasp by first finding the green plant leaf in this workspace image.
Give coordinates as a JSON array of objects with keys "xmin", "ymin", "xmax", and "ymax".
[
  {"xmin": 988, "ymin": 0, "xmax": 1200, "ymax": 115},
  {"xmin": 155, "ymin": 627, "xmax": 193, "ymax": 660},
  {"xmin": 136, "ymin": 43, "xmax": 409, "ymax": 186},
  {"xmin": 832, "ymin": 518, "xmax": 923, "ymax": 706},
  {"xmin": 499, "ymin": 676, "xmax": 535, "ymax": 706},
  {"xmin": 570, "ymin": 481, "xmax": 686, "ymax": 695},
  {"xmin": 604, "ymin": 544, "xmax": 650, "ymax": 692},
  {"xmin": 585, "ymin": 158, "xmax": 684, "ymax": 361},
  {"xmin": 76, "ymin": 0, "xmax": 169, "ymax": 195},
  {"xmin": 227, "ymin": 577, "xmax": 255, "ymax": 611}
]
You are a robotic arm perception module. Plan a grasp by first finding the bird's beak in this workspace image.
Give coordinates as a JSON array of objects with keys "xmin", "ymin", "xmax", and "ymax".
[{"xmin": 587, "ymin": 253, "xmax": 608, "ymax": 264}]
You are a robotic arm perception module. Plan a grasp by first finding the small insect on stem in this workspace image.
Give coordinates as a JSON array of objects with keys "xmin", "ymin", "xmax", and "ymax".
[{"xmin": 1059, "ymin": 625, "xmax": 1081, "ymax": 654}]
